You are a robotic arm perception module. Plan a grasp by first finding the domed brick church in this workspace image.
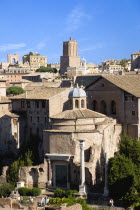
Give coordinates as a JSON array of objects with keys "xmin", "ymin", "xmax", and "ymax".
[{"xmin": 43, "ymin": 86, "xmax": 121, "ymax": 194}]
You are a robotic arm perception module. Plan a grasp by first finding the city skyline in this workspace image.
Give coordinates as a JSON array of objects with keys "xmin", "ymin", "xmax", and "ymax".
[{"xmin": 0, "ymin": 0, "xmax": 140, "ymax": 64}]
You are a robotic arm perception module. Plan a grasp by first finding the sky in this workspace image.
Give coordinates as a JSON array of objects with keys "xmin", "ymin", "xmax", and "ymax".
[{"xmin": 0, "ymin": 0, "xmax": 140, "ymax": 64}]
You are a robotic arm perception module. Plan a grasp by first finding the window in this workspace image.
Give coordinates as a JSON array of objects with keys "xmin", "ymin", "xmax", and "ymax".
[
  {"xmin": 42, "ymin": 101, "xmax": 46, "ymax": 108},
  {"xmin": 111, "ymin": 100, "xmax": 116, "ymax": 115},
  {"xmin": 81, "ymin": 99, "xmax": 85, "ymax": 108},
  {"xmin": 21, "ymin": 101, "xmax": 25, "ymax": 108},
  {"xmin": 37, "ymin": 116, "xmax": 39, "ymax": 122},
  {"xmin": 125, "ymin": 96, "xmax": 128, "ymax": 101},
  {"xmin": 37, "ymin": 127, "xmax": 39, "ymax": 134},
  {"xmin": 132, "ymin": 96, "xmax": 136, "ymax": 101},
  {"xmin": 27, "ymin": 101, "xmax": 30, "ymax": 108},
  {"xmin": 92, "ymin": 100, "xmax": 97, "ymax": 111},
  {"xmin": 35, "ymin": 101, "xmax": 39, "ymax": 108},
  {"xmin": 75, "ymin": 100, "xmax": 79, "ymax": 108},
  {"xmin": 101, "ymin": 84, "xmax": 104, "ymax": 87},
  {"xmin": 70, "ymin": 99, "xmax": 72, "ymax": 108},
  {"xmin": 132, "ymin": 111, "xmax": 135, "ymax": 116},
  {"xmin": 30, "ymin": 116, "xmax": 32, "ymax": 122},
  {"xmin": 100, "ymin": 100, "xmax": 107, "ymax": 114}
]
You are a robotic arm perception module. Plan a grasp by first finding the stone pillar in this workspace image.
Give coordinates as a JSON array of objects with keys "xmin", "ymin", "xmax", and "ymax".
[
  {"xmin": 47, "ymin": 159, "xmax": 52, "ymax": 187},
  {"xmin": 103, "ymin": 153, "xmax": 109, "ymax": 197},
  {"xmin": 77, "ymin": 139, "xmax": 87, "ymax": 196},
  {"xmin": 17, "ymin": 120, "xmax": 20, "ymax": 149}
]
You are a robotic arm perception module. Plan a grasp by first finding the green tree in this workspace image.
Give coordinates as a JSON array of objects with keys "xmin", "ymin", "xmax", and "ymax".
[
  {"xmin": 7, "ymin": 161, "xmax": 19, "ymax": 184},
  {"xmin": 24, "ymin": 150, "xmax": 33, "ymax": 166},
  {"xmin": 0, "ymin": 183, "xmax": 14, "ymax": 197},
  {"xmin": 108, "ymin": 155, "xmax": 136, "ymax": 197},
  {"xmin": 36, "ymin": 66, "xmax": 57, "ymax": 73},
  {"xmin": 120, "ymin": 59, "xmax": 128, "ymax": 68},
  {"xmin": 108, "ymin": 133, "xmax": 140, "ymax": 207},
  {"xmin": 6, "ymin": 86, "xmax": 25, "ymax": 96}
]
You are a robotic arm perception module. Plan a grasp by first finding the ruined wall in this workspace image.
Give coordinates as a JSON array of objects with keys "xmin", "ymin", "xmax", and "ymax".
[{"xmin": 18, "ymin": 161, "xmax": 48, "ymax": 188}]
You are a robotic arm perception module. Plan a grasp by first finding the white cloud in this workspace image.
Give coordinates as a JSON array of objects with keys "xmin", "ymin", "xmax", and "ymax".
[
  {"xmin": 66, "ymin": 6, "xmax": 91, "ymax": 31},
  {"xmin": 79, "ymin": 44, "xmax": 104, "ymax": 53},
  {"xmin": 37, "ymin": 41, "xmax": 47, "ymax": 50},
  {"xmin": 0, "ymin": 43, "xmax": 26, "ymax": 52}
]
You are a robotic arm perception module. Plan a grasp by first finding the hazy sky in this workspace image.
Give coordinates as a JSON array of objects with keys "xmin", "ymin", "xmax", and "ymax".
[{"xmin": 0, "ymin": 0, "xmax": 140, "ymax": 64}]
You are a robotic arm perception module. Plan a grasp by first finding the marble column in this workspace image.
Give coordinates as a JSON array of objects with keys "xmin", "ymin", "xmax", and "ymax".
[
  {"xmin": 77, "ymin": 139, "xmax": 86, "ymax": 195},
  {"xmin": 103, "ymin": 152, "xmax": 109, "ymax": 196}
]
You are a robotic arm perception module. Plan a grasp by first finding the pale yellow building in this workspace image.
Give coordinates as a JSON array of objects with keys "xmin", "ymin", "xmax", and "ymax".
[{"xmin": 23, "ymin": 52, "xmax": 47, "ymax": 71}]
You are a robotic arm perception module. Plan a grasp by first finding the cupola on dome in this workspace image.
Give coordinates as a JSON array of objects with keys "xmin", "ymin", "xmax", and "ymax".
[{"xmin": 68, "ymin": 86, "xmax": 86, "ymax": 98}]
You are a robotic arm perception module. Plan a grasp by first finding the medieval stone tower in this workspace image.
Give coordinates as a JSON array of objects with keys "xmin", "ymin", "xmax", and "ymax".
[{"xmin": 60, "ymin": 37, "xmax": 80, "ymax": 75}]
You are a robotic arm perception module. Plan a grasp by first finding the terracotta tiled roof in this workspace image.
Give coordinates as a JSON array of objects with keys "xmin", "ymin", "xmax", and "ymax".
[
  {"xmin": 102, "ymin": 75, "xmax": 140, "ymax": 97},
  {"xmin": 24, "ymin": 81, "xmax": 61, "ymax": 90},
  {"xmin": 11, "ymin": 87, "xmax": 69, "ymax": 100},
  {"xmin": 51, "ymin": 109, "xmax": 106, "ymax": 119},
  {"xmin": 75, "ymin": 75, "xmax": 101, "ymax": 88}
]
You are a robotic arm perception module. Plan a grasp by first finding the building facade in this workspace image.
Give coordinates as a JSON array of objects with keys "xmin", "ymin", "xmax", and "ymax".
[
  {"xmin": 85, "ymin": 75, "xmax": 140, "ymax": 139},
  {"xmin": 131, "ymin": 51, "xmax": 140, "ymax": 71},
  {"xmin": 23, "ymin": 53, "xmax": 47, "ymax": 71},
  {"xmin": 11, "ymin": 88, "xmax": 70, "ymax": 160}
]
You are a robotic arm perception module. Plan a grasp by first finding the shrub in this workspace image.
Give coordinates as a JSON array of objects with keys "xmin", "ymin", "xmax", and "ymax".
[
  {"xmin": 0, "ymin": 183, "xmax": 14, "ymax": 197},
  {"xmin": 120, "ymin": 190, "xmax": 140, "ymax": 208},
  {"xmin": 18, "ymin": 187, "xmax": 41, "ymax": 196},
  {"xmin": 48, "ymin": 197, "xmax": 92, "ymax": 210},
  {"xmin": 32, "ymin": 188, "xmax": 41, "ymax": 196},
  {"xmin": 54, "ymin": 189, "xmax": 78, "ymax": 198}
]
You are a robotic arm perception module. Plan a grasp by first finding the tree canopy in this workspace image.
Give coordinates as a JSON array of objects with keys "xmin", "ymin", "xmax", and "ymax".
[
  {"xmin": 108, "ymin": 133, "xmax": 140, "ymax": 208},
  {"xmin": 36, "ymin": 66, "xmax": 57, "ymax": 73},
  {"xmin": 25, "ymin": 52, "xmax": 40, "ymax": 56},
  {"xmin": 6, "ymin": 86, "xmax": 25, "ymax": 96},
  {"xmin": 120, "ymin": 59, "xmax": 129, "ymax": 68}
]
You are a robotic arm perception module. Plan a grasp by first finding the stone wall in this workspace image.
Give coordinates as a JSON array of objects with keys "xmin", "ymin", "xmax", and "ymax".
[{"xmin": 18, "ymin": 161, "xmax": 48, "ymax": 188}]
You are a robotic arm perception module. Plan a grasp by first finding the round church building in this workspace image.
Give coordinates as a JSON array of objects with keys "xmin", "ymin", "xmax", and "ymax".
[{"xmin": 43, "ymin": 86, "xmax": 122, "ymax": 194}]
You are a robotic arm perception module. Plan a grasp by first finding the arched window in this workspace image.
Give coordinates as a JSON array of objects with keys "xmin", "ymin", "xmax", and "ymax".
[
  {"xmin": 100, "ymin": 100, "xmax": 107, "ymax": 114},
  {"xmin": 12, "ymin": 58, "xmax": 15, "ymax": 64},
  {"xmin": 81, "ymin": 99, "xmax": 85, "ymax": 108},
  {"xmin": 75, "ymin": 100, "xmax": 79, "ymax": 108},
  {"xmin": 92, "ymin": 100, "xmax": 97, "ymax": 111},
  {"xmin": 70, "ymin": 99, "xmax": 72, "ymax": 109},
  {"xmin": 111, "ymin": 100, "xmax": 116, "ymax": 115}
]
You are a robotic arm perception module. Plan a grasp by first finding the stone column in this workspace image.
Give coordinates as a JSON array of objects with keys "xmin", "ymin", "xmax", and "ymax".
[
  {"xmin": 47, "ymin": 159, "xmax": 52, "ymax": 187},
  {"xmin": 17, "ymin": 120, "xmax": 20, "ymax": 149},
  {"xmin": 77, "ymin": 139, "xmax": 86, "ymax": 195},
  {"xmin": 103, "ymin": 153, "xmax": 109, "ymax": 196}
]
